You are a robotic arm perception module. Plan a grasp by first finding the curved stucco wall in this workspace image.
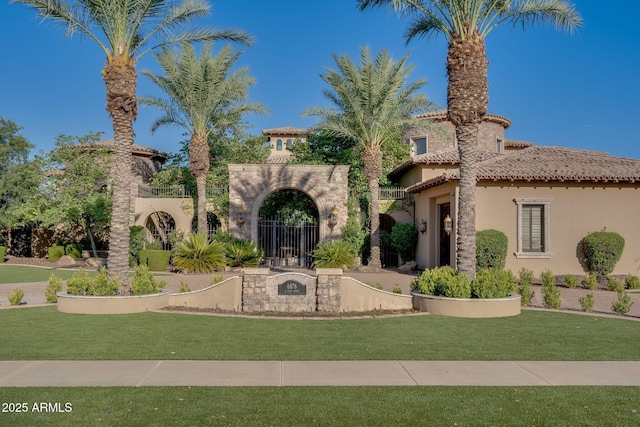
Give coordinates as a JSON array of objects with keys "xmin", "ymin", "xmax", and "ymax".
[{"xmin": 340, "ymin": 277, "xmax": 413, "ymax": 312}]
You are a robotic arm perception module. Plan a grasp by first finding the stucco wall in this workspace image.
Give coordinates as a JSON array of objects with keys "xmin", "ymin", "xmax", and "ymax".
[
  {"xmin": 340, "ymin": 277, "xmax": 413, "ymax": 312},
  {"xmin": 476, "ymin": 183, "xmax": 640, "ymax": 276}
]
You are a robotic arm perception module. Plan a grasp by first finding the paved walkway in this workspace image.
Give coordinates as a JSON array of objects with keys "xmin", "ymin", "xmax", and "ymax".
[{"xmin": 1, "ymin": 360, "xmax": 639, "ymax": 387}]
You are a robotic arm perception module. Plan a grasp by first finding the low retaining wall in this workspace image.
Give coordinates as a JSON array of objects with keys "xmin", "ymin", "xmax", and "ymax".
[
  {"xmin": 412, "ymin": 293, "xmax": 521, "ymax": 318},
  {"xmin": 340, "ymin": 277, "xmax": 413, "ymax": 312}
]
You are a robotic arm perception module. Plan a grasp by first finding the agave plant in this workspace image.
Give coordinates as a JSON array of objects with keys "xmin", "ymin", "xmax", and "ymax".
[
  {"xmin": 172, "ymin": 232, "xmax": 226, "ymax": 273},
  {"xmin": 225, "ymin": 239, "xmax": 263, "ymax": 268},
  {"xmin": 311, "ymin": 240, "xmax": 354, "ymax": 269}
]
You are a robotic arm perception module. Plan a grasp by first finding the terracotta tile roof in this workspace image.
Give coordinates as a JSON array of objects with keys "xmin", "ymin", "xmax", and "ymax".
[
  {"xmin": 68, "ymin": 140, "xmax": 168, "ymax": 161},
  {"xmin": 415, "ymin": 109, "xmax": 512, "ymax": 128},
  {"xmin": 406, "ymin": 146, "xmax": 640, "ymax": 193},
  {"xmin": 389, "ymin": 149, "xmax": 501, "ymax": 178},
  {"xmin": 262, "ymin": 126, "xmax": 309, "ymax": 136},
  {"xmin": 504, "ymin": 139, "xmax": 533, "ymax": 149}
]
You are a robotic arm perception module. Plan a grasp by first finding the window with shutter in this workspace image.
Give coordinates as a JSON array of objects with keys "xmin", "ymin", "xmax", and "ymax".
[{"xmin": 515, "ymin": 198, "xmax": 552, "ymax": 258}]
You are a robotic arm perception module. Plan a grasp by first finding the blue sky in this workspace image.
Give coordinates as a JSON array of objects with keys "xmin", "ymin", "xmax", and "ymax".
[{"xmin": 2, "ymin": 0, "xmax": 639, "ymax": 159}]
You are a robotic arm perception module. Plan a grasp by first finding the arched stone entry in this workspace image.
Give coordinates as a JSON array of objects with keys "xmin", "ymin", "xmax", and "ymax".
[{"xmin": 228, "ymin": 164, "xmax": 349, "ymax": 244}]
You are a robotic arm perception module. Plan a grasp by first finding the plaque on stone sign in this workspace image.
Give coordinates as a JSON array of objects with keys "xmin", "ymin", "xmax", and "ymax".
[{"xmin": 278, "ymin": 280, "xmax": 307, "ymax": 295}]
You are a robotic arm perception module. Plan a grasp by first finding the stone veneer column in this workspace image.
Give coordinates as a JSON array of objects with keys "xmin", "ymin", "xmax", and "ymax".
[
  {"xmin": 242, "ymin": 268, "xmax": 270, "ymax": 312},
  {"xmin": 316, "ymin": 268, "xmax": 343, "ymax": 313}
]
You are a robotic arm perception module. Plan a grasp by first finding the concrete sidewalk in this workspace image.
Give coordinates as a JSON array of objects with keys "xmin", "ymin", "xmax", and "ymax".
[{"xmin": 1, "ymin": 361, "xmax": 639, "ymax": 387}]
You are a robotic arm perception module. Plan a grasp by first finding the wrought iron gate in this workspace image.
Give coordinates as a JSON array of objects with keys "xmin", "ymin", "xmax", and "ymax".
[{"xmin": 258, "ymin": 215, "xmax": 319, "ymax": 268}]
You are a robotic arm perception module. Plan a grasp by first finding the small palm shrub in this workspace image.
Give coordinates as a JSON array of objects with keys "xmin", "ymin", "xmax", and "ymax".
[
  {"xmin": 225, "ymin": 239, "xmax": 263, "ymax": 268},
  {"xmin": 564, "ymin": 274, "xmax": 578, "ymax": 289},
  {"xmin": 173, "ymin": 232, "xmax": 226, "ymax": 273},
  {"xmin": 131, "ymin": 265, "xmax": 165, "ymax": 295},
  {"xmin": 518, "ymin": 268, "xmax": 535, "ymax": 306},
  {"xmin": 579, "ymin": 293, "xmax": 595, "ymax": 312},
  {"xmin": 606, "ymin": 276, "xmax": 624, "ymax": 292},
  {"xmin": 582, "ymin": 230, "xmax": 625, "ymax": 278},
  {"xmin": 541, "ymin": 270, "xmax": 561, "ymax": 309},
  {"xmin": 471, "ymin": 268, "xmax": 517, "ymax": 298},
  {"xmin": 625, "ymin": 274, "xmax": 640, "ymax": 290},
  {"xmin": 89, "ymin": 267, "xmax": 120, "ymax": 296},
  {"xmin": 312, "ymin": 240, "xmax": 354, "ymax": 269},
  {"xmin": 582, "ymin": 273, "xmax": 598, "ymax": 290},
  {"xmin": 8, "ymin": 287, "xmax": 24, "ymax": 305},
  {"xmin": 45, "ymin": 274, "xmax": 63, "ymax": 303},
  {"xmin": 611, "ymin": 290, "xmax": 634, "ymax": 316},
  {"xmin": 476, "ymin": 229, "xmax": 508, "ymax": 270},
  {"xmin": 412, "ymin": 266, "xmax": 471, "ymax": 299},
  {"xmin": 48, "ymin": 245, "xmax": 65, "ymax": 262}
]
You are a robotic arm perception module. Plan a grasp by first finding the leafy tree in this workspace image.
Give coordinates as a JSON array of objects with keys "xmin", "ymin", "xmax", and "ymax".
[
  {"xmin": 14, "ymin": 0, "xmax": 254, "ymax": 288},
  {"xmin": 304, "ymin": 47, "xmax": 434, "ymax": 270},
  {"xmin": 141, "ymin": 42, "xmax": 265, "ymax": 235},
  {"xmin": 16, "ymin": 132, "xmax": 112, "ymax": 257},
  {"xmin": 0, "ymin": 117, "xmax": 37, "ymax": 230},
  {"xmin": 359, "ymin": 0, "xmax": 582, "ymax": 279}
]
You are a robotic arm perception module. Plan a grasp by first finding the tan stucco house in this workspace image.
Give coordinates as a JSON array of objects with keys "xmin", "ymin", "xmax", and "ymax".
[{"xmin": 391, "ymin": 110, "xmax": 640, "ymax": 276}]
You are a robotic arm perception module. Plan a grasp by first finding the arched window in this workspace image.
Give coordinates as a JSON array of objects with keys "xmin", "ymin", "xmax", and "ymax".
[
  {"xmin": 286, "ymin": 139, "xmax": 292, "ymax": 149},
  {"xmin": 276, "ymin": 139, "xmax": 283, "ymax": 151}
]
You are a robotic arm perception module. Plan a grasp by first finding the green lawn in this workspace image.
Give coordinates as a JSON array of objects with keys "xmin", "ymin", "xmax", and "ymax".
[
  {"xmin": 0, "ymin": 386, "xmax": 638, "ymax": 426},
  {"xmin": 0, "ymin": 265, "xmax": 96, "ymax": 284},
  {"xmin": 1, "ymin": 307, "xmax": 639, "ymax": 361}
]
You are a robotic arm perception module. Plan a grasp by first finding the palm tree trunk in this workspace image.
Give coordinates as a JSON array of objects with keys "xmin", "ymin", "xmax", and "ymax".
[
  {"xmin": 364, "ymin": 144, "xmax": 382, "ymax": 271},
  {"xmin": 103, "ymin": 59, "xmax": 137, "ymax": 291},
  {"xmin": 189, "ymin": 133, "xmax": 210, "ymax": 235},
  {"xmin": 446, "ymin": 34, "xmax": 489, "ymax": 281}
]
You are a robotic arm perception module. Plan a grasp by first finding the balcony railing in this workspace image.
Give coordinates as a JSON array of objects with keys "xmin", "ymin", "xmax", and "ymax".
[
  {"xmin": 349, "ymin": 186, "xmax": 412, "ymax": 201},
  {"xmin": 138, "ymin": 184, "xmax": 227, "ymax": 198}
]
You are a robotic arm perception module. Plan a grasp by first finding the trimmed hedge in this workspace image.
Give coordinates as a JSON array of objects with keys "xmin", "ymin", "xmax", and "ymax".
[
  {"xmin": 471, "ymin": 268, "xmax": 517, "ymax": 298},
  {"xmin": 582, "ymin": 231, "xmax": 625, "ymax": 277},
  {"xmin": 0, "ymin": 246, "xmax": 5, "ymax": 262},
  {"xmin": 476, "ymin": 229, "xmax": 508, "ymax": 270},
  {"xmin": 412, "ymin": 266, "xmax": 471, "ymax": 299},
  {"xmin": 390, "ymin": 223, "xmax": 418, "ymax": 262},
  {"xmin": 139, "ymin": 249, "xmax": 171, "ymax": 272},
  {"xmin": 48, "ymin": 245, "xmax": 65, "ymax": 263}
]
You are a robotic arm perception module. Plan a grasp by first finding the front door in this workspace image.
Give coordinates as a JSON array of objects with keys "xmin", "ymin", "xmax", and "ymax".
[{"xmin": 439, "ymin": 203, "xmax": 451, "ymax": 266}]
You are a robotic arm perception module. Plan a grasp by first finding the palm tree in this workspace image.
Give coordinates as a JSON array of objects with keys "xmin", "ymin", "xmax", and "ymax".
[
  {"xmin": 13, "ymin": 0, "xmax": 253, "ymax": 288},
  {"xmin": 140, "ymin": 42, "xmax": 266, "ymax": 235},
  {"xmin": 305, "ymin": 47, "xmax": 434, "ymax": 270},
  {"xmin": 359, "ymin": 0, "xmax": 582, "ymax": 279}
]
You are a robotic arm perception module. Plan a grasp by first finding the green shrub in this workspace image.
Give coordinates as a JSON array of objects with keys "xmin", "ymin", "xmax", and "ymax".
[
  {"xmin": 48, "ymin": 245, "xmax": 65, "ymax": 262},
  {"xmin": 517, "ymin": 268, "xmax": 535, "ymax": 306},
  {"xmin": 139, "ymin": 249, "xmax": 171, "ymax": 272},
  {"xmin": 341, "ymin": 201, "xmax": 367, "ymax": 257},
  {"xmin": 89, "ymin": 267, "xmax": 120, "ymax": 296},
  {"xmin": 471, "ymin": 268, "xmax": 517, "ymax": 299},
  {"xmin": 541, "ymin": 270, "xmax": 561, "ymax": 309},
  {"xmin": 129, "ymin": 225, "xmax": 146, "ymax": 266},
  {"xmin": 564, "ymin": 274, "xmax": 578, "ymax": 289},
  {"xmin": 210, "ymin": 275, "xmax": 224, "ymax": 286},
  {"xmin": 179, "ymin": 282, "xmax": 191, "ymax": 293},
  {"xmin": 582, "ymin": 231, "xmax": 625, "ymax": 277},
  {"xmin": 606, "ymin": 276, "xmax": 624, "ymax": 292},
  {"xmin": 66, "ymin": 269, "xmax": 93, "ymax": 295},
  {"xmin": 210, "ymin": 232, "xmax": 235, "ymax": 245},
  {"xmin": 225, "ymin": 239, "xmax": 263, "ymax": 268},
  {"xmin": 312, "ymin": 240, "xmax": 354, "ymax": 269},
  {"xmin": 392, "ymin": 285, "xmax": 402, "ymax": 294},
  {"xmin": 625, "ymin": 274, "xmax": 640, "ymax": 290},
  {"xmin": 367, "ymin": 282, "xmax": 384, "ymax": 290},
  {"xmin": 145, "ymin": 239, "xmax": 163, "ymax": 250},
  {"xmin": 45, "ymin": 274, "xmax": 63, "ymax": 303},
  {"xmin": 476, "ymin": 229, "xmax": 508, "ymax": 270},
  {"xmin": 131, "ymin": 265, "xmax": 165, "ymax": 295},
  {"xmin": 611, "ymin": 290, "xmax": 634, "ymax": 316},
  {"xmin": 173, "ymin": 233, "xmax": 226, "ymax": 273},
  {"xmin": 65, "ymin": 243, "xmax": 82, "ymax": 259},
  {"xmin": 582, "ymin": 273, "xmax": 598, "ymax": 290},
  {"xmin": 8, "ymin": 287, "xmax": 24, "ymax": 305},
  {"xmin": 0, "ymin": 246, "xmax": 6, "ymax": 262},
  {"xmin": 412, "ymin": 266, "xmax": 471, "ymax": 299},
  {"xmin": 579, "ymin": 293, "xmax": 595, "ymax": 312},
  {"xmin": 390, "ymin": 223, "xmax": 418, "ymax": 262}
]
